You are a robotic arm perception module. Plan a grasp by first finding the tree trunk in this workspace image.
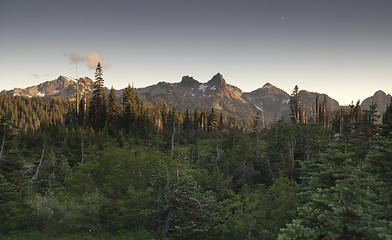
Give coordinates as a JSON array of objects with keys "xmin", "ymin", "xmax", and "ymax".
[
  {"xmin": 81, "ymin": 133, "xmax": 84, "ymax": 163},
  {"xmin": 267, "ymin": 156, "xmax": 276, "ymax": 179},
  {"xmin": 215, "ymin": 137, "xmax": 220, "ymax": 171},
  {"xmin": 197, "ymin": 139, "xmax": 200, "ymax": 162},
  {"xmin": 32, "ymin": 146, "xmax": 45, "ymax": 180},
  {"xmin": 160, "ymin": 208, "xmax": 174, "ymax": 239},
  {"xmin": 171, "ymin": 115, "xmax": 176, "ymax": 156},
  {"xmin": 0, "ymin": 123, "xmax": 5, "ymax": 159}
]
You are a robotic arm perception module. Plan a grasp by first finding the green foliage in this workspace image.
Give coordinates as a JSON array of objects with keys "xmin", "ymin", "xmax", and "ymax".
[
  {"xmin": 0, "ymin": 95, "xmax": 72, "ymax": 131},
  {"xmin": 280, "ymin": 145, "xmax": 392, "ymax": 239},
  {"xmin": 29, "ymin": 190, "xmax": 105, "ymax": 233},
  {"xmin": 216, "ymin": 177, "xmax": 299, "ymax": 240},
  {"xmin": 89, "ymin": 63, "xmax": 107, "ymax": 130},
  {"xmin": 147, "ymin": 156, "xmax": 217, "ymax": 239}
]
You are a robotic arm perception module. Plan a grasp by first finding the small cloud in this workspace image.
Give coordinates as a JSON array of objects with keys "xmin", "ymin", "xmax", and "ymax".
[
  {"xmin": 64, "ymin": 52, "xmax": 85, "ymax": 65},
  {"xmin": 86, "ymin": 52, "xmax": 110, "ymax": 70},
  {"xmin": 32, "ymin": 74, "xmax": 40, "ymax": 79}
]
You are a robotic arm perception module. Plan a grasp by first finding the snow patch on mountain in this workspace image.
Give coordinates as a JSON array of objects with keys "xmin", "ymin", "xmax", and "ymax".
[{"xmin": 199, "ymin": 84, "xmax": 208, "ymax": 92}]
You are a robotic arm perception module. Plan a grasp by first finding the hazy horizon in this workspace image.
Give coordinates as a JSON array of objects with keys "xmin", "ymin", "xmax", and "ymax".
[{"xmin": 1, "ymin": 0, "xmax": 391, "ymax": 105}]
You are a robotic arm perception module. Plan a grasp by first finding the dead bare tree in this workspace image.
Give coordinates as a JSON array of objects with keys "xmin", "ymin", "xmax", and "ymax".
[
  {"xmin": 0, "ymin": 117, "xmax": 6, "ymax": 160},
  {"xmin": 171, "ymin": 110, "xmax": 176, "ymax": 156},
  {"xmin": 32, "ymin": 145, "xmax": 45, "ymax": 180}
]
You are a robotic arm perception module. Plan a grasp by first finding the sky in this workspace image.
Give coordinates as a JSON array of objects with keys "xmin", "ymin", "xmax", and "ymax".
[{"xmin": 0, "ymin": 0, "xmax": 391, "ymax": 105}]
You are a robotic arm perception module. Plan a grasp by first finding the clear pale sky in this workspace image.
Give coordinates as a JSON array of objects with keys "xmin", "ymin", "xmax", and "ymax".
[{"xmin": 0, "ymin": 0, "xmax": 391, "ymax": 105}]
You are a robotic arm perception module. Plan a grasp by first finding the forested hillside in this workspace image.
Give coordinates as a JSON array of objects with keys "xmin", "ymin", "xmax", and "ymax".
[{"xmin": 1, "ymin": 64, "xmax": 392, "ymax": 239}]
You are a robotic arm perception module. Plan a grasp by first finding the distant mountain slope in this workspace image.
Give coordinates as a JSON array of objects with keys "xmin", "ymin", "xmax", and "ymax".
[
  {"xmin": 136, "ymin": 73, "xmax": 257, "ymax": 119},
  {"xmin": 1, "ymin": 76, "xmax": 94, "ymax": 100},
  {"xmin": 298, "ymin": 90, "xmax": 340, "ymax": 113},
  {"xmin": 243, "ymin": 83, "xmax": 291, "ymax": 121},
  {"xmin": 361, "ymin": 90, "xmax": 391, "ymax": 111}
]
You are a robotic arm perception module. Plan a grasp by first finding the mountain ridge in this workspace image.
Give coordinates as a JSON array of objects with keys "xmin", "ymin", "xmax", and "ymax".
[{"xmin": 2, "ymin": 74, "xmax": 390, "ymax": 123}]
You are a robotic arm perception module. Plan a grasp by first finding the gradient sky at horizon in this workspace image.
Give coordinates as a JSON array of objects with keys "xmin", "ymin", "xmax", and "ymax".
[{"xmin": 0, "ymin": 0, "xmax": 391, "ymax": 105}]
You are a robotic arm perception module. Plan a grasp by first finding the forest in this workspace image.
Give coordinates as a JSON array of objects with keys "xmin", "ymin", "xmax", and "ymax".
[{"xmin": 0, "ymin": 64, "xmax": 392, "ymax": 239}]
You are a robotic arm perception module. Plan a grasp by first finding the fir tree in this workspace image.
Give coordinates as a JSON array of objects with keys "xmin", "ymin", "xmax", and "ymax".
[
  {"xmin": 121, "ymin": 84, "xmax": 140, "ymax": 132},
  {"xmin": 290, "ymin": 85, "xmax": 301, "ymax": 124},
  {"xmin": 354, "ymin": 100, "xmax": 362, "ymax": 130},
  {"xmin": 107, "ymin": 86, "xmax": 120, "ymax": 127},
  {"xmin": 182, "ymin": 107, "xmax": 193, "ymax": 131},
  {"xmin": 382, "ymin": 97, "xmax": 392, "ymax": 137},
  {"xmin": 89, "ymin": 63, "xmax": 107, "ymax": 130},
  {"xmin": 207, "ymin": 108, "xmax": 219, "ymax": 132}
]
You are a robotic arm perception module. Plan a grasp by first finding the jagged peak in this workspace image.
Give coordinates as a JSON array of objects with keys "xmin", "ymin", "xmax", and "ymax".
[
  {"xmin": 207, "ymin": 72, "xmax": 227, "ymax": 87},
  {"xmin": 56, "ymin": 75, "xmax": 71, "ymax": 81},
  {"xmin": 179, "ymin": 76, "xmax": 199, "ymax": 85}
]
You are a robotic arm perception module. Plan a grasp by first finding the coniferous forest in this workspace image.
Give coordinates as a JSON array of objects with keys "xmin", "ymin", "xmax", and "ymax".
[{"xmin": 1, "ymin": 64, "xmax": 392, "ymax": 239}]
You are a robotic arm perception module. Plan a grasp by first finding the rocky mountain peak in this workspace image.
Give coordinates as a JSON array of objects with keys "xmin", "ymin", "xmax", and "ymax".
[
  {"xmin": 207, "ymin": 73, "xmax": 227, "ymax": 87},
  {"xmin": 374, "ymin": 90, "xmax": 386, "ymax": 97},
  {"xmin": 262, "ymin": 82, "xmax": 275, "ymax": 89},
  {"xmin": 179, "ymin": 76, "xmax": 200, "ymax": 87}
]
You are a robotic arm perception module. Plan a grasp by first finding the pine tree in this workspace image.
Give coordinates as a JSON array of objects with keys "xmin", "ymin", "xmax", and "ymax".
[
  {"xmin": 121, "ymin": 84, "xmax": 140, "ymax": 132},
  {"xmin": 361, "ymin": 102, "xmax": 380, "ymax": 136},
  {"xmin": 182, "ymin": 107, "xmax": 193, "ymax": 131},
  {"xmin": 354, "ymin": 100, "xmax": 362, "ymax": 130},
  {"xmin": 290, "ymin": 85, "xmax": 301, "ymax": 124},
  {"xmin": 207, "ymin": 108, "xmax": 219, "ymax": 132},
  {"xmin": 382, "ymin": 97, "xmax": 392, "ymax": 137},
  {"xmin": 107, "ymin": 86, "xmax": 120, "ymax": 127},
  {"xmin": 89, "ymin": 63, "xmax": 107, "ymax": 130}
]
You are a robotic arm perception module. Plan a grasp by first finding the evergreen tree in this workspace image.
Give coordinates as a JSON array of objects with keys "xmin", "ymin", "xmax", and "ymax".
[
  {"xmin": 382, "ymin": 97, "xmax": 392, "ymax": 137},
  {"xmin": 121, "ymin": 84, "xmax": 140, "ymax": 133},
  {"xmin": 279, "ymin": 145, "xmax": 392, "ymax": 239},
  {"xmin": 361, "ymin": 102, "xmax": 380, "ymax": 137},
  {"xmin": 207, "ymin": 108, "xmax": 219, "ymax": 132},
  {"xmin": 107, "ymin": 86, "xmax": 120, "ymax": 127},
  {"xmin": 290, "ymin": 85, "xmax": 301, "ymax": 124},
  {"xmin": 354, "ymin": 100, "xmax": 362, "ymax": 130},
  {"xmin": 89, "ymin": 63, "xmax": 107, "ymax": 130},
  {"xmin": 182, "ymin": 107, "xmax": 193, "ymax": 131},
  {"xmin": 0, "ymin": 116, "xmax": 32, "ymax": 232}
]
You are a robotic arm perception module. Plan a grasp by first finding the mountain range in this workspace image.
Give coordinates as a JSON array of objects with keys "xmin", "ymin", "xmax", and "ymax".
[{"xmin": 2, "ymin": 73, "xmax": 391, "ymax": 123}]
